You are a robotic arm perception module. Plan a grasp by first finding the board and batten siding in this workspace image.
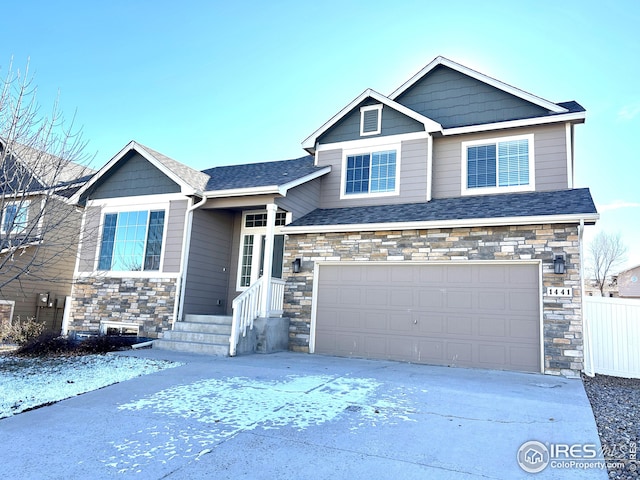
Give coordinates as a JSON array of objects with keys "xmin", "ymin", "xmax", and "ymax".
[
  {"xmin": 162, "ymin": 200, "xmax": 188, "ymax": 273},
  {"xmin": 318, "ymin": 100, "xmax": 424, "ymax": 145},
  {"xmin": 317, "ymin": 138, "xmax": 428, "ymax": 209},
  {"xmin": 394, "ymin": 65, "xmax": 549, "ymax": 129},
  {"xmin": 276, "ymin": 178, "xmax": 321, "ymax": 221},
  {"xmin": 89, "ymin": 152, "xmax": 181, "ymax": 199},
  {"xmin": 431, "ymin": 124, "xmax": 569, "ymax": 199},
  {"xmin": 181, "ymin": 209, "xmax": 234, "ymax": 316}
]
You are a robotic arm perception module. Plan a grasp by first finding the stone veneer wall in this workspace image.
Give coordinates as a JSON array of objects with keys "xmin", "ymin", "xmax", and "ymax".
[
  {"xmin": 69, "ymin": 277, "xmax": 177, "ymax": 338},
  {"xmin": 283, "ymin": 224, "xmax": 583, "ymax": 376}
]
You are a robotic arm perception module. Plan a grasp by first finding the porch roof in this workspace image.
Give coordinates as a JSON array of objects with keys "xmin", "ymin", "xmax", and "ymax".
[
  {"xmin": 201, "ymin": 155, "xmax": 325, "ymax": 192},
  {"xmin": 283, "ymin": 188, "xmax": 599, "ymax": 232}
]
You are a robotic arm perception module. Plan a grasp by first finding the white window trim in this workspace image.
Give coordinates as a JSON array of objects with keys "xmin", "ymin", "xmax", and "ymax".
[
  {"xmin": 339, "ymin": 142, "xmax": 401, "ymax": 200},
  {"xmin": 360, "ymin": 104, "xmax": 383, "ymax": 136},
  {"xmin": 236, "ymin": 209, "xmax": 288, "ymax": 291},
  {"xmin": 94, "ymin": 201, "xmax": 169, "ymax": 274},
  {"xmin": 461, "ymin": 133, "xmax": 535, "ymax": 196},
  {"xmin": 1, "ymin": 200, "xmax": 30, "ymax": 234}
]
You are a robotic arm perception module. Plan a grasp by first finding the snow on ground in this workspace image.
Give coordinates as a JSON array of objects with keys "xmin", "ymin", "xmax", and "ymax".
[
  {"xmin": 0, "ymin": 353, "xmax": 181, "ymax": 419},
  {"xmin": 106, "ymin": 373, "xmax": 419, "ymax": 473}
]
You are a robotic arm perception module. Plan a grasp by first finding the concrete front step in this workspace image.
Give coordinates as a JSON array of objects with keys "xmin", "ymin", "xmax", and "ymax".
[
  {"xmin": 153, "ymin": 314, "xmax": 233, "ymax": 356},
  {"xmin": 162, "ymin": 330, "xmax": 230, "ymax": 344},
  {"xmin": 153, "ymin": 338, "xmax": 229, "ymax": 356}
]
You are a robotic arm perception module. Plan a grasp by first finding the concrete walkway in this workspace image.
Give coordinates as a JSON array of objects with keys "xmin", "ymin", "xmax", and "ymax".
[{"xmin": 1, "ymin": 350, "xmax": 606, "ymax": 479}]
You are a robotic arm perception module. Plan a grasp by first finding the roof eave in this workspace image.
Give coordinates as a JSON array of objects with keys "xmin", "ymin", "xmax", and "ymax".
[
  {"xmin": 281, "ymin": 213, "xmax": 600, "ymax": 234},
  {"xmin": 441, "ymin": 111, "xmax": 586, "ymax": 136}
]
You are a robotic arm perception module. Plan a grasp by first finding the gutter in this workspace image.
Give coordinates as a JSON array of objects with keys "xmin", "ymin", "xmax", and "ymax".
[{"xmin": 172, "ymin": 193, "xmax": 208, "ymax": 328}]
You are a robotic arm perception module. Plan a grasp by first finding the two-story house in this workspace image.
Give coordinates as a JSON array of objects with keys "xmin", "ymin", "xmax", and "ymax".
[
  {"xmin": 0, "ymin": 141, "xmax": 93, "ymax": 332},
  {"xmin": 68, "ymin": 57, "xmax": 598, "ymax": 376}
]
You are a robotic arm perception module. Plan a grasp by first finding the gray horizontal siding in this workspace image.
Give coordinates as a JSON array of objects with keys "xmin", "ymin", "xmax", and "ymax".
[
  {"xmin": 318, "ymin": 138, "xmax": 428, "ymax": 209},
  {"xmin": 77, "ymin": 206, "xmax": 102, "ymax": 272},
  {"xmin": 318, "ymin": 99, "xmax": 424, "ymax": 145},
  {"xmin": 89, "ymin": 152, "xmax": 181, "ymax": 199},
  {"xmin": 276, "ymin": 178, "xmax": 321, "ymax": 221},
  {"xmin": 182, "ymin": 209, "xmax": 234, "ymax": 316},
  {"xmin": 432, "ymin": 124, "xmax": 569, "ymax": 199},
  {"xmin": 534, "ymin": 124, "xmax": 568, "ymax": 191},
  {"xmin": 162, "ymin": 200, "xmax": 188, "ymax": 273},
  {"xmin": 395, "ymin": 65, "xmax": 549, "ymax": 128}
]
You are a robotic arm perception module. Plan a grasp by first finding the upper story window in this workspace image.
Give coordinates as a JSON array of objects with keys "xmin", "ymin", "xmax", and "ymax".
[
  {"xmin": 1, "ymin": 201, "xmax": 29, "ymax": 234},
  {"xmin": 98, "ymin": 209, "xmax": 165, "ymax": 271},
  {"xmin": 344, "ymin": 149, "xmax": 398, "ymax": 197},
  {"xmin": 462, "ymin": 134, "xmax": 534, "ymax": 195},
  {"xmin": 360, "ymin": 104, "xmax": 383, "ymax": 136}
]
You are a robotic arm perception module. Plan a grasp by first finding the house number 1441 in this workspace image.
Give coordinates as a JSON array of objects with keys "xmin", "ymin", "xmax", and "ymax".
[{"xmin": 545, "ymin": 287, "xmax": 573, "ymax": 297}]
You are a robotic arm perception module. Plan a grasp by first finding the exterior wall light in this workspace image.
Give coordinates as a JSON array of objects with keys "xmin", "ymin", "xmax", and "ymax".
[
  {"xmin": 553, "ymin": 254, "xmax": 566, "ymax": 275},
  {"xmin": 292, "ymin": 258, "xmax": 301, "ymax": 273}
]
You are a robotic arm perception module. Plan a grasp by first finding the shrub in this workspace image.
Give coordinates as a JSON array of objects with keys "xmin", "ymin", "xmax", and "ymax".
[
  {"xmin": 15, "ymin": 333, "xmax": 135, "ymax": 357},
  {"xmin": 0, "ymin": 316, "xmax": 45, "ymax": 346}
]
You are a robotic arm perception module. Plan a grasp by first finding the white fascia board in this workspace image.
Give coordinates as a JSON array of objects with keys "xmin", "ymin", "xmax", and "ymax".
[
  {"xmin": 441, "ymin": 111, "xmax": 586, "ymax": 136},
  {"xmin": 301, "ymin": 89, "xmax": 442, "ymax": 152},
  {"xmin": 390, "ymin": 56, "xmax": 568, "ymax": 114},
  {"xmin": 281, "ymin": 213, "xmax": 600, "ymax": 235}
]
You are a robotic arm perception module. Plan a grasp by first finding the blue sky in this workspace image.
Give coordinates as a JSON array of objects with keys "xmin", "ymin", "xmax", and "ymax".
[{"xmin": 1, "ymin": 0, "xmax": 639, "ymax": 269}]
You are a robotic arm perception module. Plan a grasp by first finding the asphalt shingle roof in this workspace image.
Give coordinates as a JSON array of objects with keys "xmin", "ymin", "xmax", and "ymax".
[
  {"xmin": 201, "ymin": 155, "xmax": 321, "ymax": 191},
  {"xmin": 288, "ymin": 188, "xmax": 597, "ymax": 227}
]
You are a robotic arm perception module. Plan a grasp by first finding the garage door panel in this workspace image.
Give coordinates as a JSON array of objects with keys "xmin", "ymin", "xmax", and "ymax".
[
  {"xmin": 447, "ymin": 343, "xmax": 473, "ymax": 364},
  {"xmin": 478, "ymin": 316, "xmax": 506, "ymax": 337},
  {"xmin": 478, "ymin": 291, "xmax": 506, "ymax": 310},
  {"xmin": 416, "ymin": 313, "xmax": 445, "ymax": 334},
  {"xmin": 315, "ymin": 263, "xmax": 540, "ymax": 373}
]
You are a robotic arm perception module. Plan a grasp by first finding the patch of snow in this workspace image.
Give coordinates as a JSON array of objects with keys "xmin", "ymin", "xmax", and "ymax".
[
  {"xmin": 107, "ymin": 373, "xmax": 418, "ymax": 472},
  {"xmin": 0, "ymin": 354, "xmax": 181, "ymax": 419}
]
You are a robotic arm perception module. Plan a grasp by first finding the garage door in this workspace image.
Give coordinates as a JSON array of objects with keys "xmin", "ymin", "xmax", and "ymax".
[{"xmin": 314, "ymin": 263, "xmax": 541, "ymax": 372}]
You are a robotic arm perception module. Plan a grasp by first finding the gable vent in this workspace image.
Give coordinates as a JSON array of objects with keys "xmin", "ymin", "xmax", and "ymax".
[{"xmin": 360, "ymin": 104, "xmax": 382, "ymax": 136}]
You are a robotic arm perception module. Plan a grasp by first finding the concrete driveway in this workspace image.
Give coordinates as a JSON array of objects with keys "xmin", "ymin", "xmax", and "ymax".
[{"xmin": 1, "ymin": 350, "xmax": 605, "ymax": 479}]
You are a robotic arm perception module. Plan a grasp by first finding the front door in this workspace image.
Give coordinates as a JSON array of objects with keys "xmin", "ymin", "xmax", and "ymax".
[{"xmin": 237, "ymin": 210, "xmax": 287, "ymax": 289}]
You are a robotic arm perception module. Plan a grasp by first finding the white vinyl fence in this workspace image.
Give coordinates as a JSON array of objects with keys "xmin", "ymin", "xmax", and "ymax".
[{"xmin": 584, "ymin": 296, "xmax": 640, "ymax": 378}]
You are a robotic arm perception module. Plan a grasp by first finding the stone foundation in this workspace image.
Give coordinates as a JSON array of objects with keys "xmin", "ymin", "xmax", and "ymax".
[
  {"xmin": 69, "ymin": 277, "xmax": 177, "ymax": 338},
  {"xmin": 283, "ymin": 224, "xmax": 583, "ymax": 376}
]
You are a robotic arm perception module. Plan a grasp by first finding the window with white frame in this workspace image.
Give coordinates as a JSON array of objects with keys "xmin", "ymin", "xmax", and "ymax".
[
  {"xmin": 97, "ymin": 210, "xmax": 165, "ymax": 271},
  {"xmin": 344, "ymin": 149, "xmax": 398, "ymax": 196},
  {"xmin": 462, "ymin": 134, "xmax": 534, "ymax": 194},
  {"xmin": 1, "ymin": 201, "xmax": 29, "ymax": 234},
  {"xmin": 360, "ymin": 104, "xmax": 383, "ymax": 136}
]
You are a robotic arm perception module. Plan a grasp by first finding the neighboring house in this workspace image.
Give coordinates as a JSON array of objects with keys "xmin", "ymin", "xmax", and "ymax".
[
  {"xmin": 68, "ymin": 56, "xmax": 598, "ymax": 376},
  {"xmin": 585, "ymin": 276, "xmax": 619, "ymax": 297},
  {"xmin": 617, "ymin": 265, "xmax": 640, "ymax": 298},
  {"xmin": 0, "ymin": 141, "xmax": 93, "ymax": 332}
]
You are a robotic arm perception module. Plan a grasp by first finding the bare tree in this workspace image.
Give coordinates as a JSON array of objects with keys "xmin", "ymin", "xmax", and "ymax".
[
  {"xmin": 589, "ymin": 231, "xmax": 628, "ymax": 296},
  {"xmin": 0, "ymin": 59, "xmax": 94, "ymax": 293}
]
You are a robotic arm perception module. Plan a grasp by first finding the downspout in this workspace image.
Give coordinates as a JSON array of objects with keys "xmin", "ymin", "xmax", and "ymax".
[
  {"xmin": 579, "ymin": 218, "xmax": 595, "ymax": 377},
  {"xmin": 172, "ymin": 193, "xmax": 208, "ymax": 328}
]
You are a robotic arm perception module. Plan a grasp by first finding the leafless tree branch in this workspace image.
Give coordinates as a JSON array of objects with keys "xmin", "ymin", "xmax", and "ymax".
[{"xmin": 588, "ymin": 231, "xmax": 628, "ymax": 296}]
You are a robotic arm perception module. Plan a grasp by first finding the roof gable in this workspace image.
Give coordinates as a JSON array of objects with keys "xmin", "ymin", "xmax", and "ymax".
[
  {"xmin": 390, "ymin": 56, "xmax": 568, "ymax": 115},
  {"xmin": 302, "ymin": 89, "xmax": 441, "ymax": 153},
  {"xmin": 71, "ymin": 141, "xmax": 209, "ymax": 204},
  {"xmin": 393, "ymin": 64, "xmax": 554, "ymax": 129}
]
